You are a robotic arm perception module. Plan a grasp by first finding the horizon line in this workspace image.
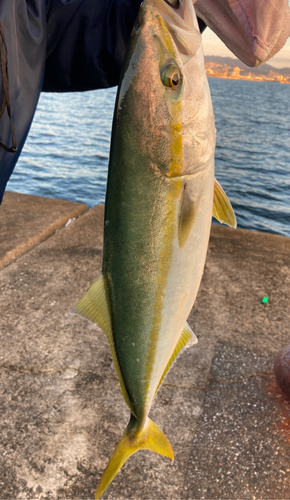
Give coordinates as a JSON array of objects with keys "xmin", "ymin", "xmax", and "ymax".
[{"xmin": 204, "ymin": 54, "xmax": 290, "ymax": 70}]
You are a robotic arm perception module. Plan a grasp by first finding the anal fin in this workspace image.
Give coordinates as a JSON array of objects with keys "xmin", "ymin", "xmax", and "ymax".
[
  {"xmin": 72, "ymin": 274, "xmax": 135, "ymax": 414},
  {"xmin": 155, "ymin": 321, "xmax": 197, "ymax": 395}
]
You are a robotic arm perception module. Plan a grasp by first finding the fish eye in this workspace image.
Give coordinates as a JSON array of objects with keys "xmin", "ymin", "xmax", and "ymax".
[{"xmin": 162, "ymin": 65, "xmax": 182, "ymax": 89}]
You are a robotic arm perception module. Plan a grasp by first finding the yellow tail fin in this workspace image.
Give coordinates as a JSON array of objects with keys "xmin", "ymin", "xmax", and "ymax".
[{"xmin": 95, "ymin": 414, "xmax": 174, "ymax": 499}]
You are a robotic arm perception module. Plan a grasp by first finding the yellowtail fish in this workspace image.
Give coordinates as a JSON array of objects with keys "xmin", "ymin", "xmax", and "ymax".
[{"xmin": 73, "ymin": 0, "xmax": 236, "ymax": 497}]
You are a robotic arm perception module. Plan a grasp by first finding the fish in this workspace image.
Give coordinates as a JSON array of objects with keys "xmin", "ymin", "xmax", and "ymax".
[{"xmin": 73, "ymin": 0, "xmax": 236, "ymax": 497}]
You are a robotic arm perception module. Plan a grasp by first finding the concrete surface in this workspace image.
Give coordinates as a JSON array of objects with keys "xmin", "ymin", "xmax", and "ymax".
[
  {"xmin": 0, "ymin": 196, "xmax": 290, "ymax": 499},
  {"xmin": 0, "ymin": 191, "xmax": 88, "ymax": 271}
]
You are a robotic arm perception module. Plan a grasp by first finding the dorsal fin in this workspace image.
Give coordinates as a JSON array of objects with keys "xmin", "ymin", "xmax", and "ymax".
[
  {"xmin": 72, "ymin": 274, "xmax": 135, "ymax": 415},
  {"xmin": 155, "ymin": 321, "xmax": 197, "ymax": 395},
  {"xmin": 213, "ymin": 178, "xmax": 237, "ymax": 228}
]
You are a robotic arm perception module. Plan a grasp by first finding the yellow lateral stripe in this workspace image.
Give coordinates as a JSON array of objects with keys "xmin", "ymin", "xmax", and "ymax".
[
  {"xmin": 144, "ymin": 179, "xmax": 183, "ymax": 403},
  {"xmin": 144, "ymin": 14, "xmax": 184, "ymax": 403},
  {"xmin": 170, "ymin": 121, "xmax": 183, "ymax": 177},
  {"xmin": 72, "ymin": 274, "xmax": 135, "ymax": 415}
]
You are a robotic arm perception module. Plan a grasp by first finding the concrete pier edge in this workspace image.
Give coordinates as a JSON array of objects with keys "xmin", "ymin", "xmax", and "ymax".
[{"xmin": 0, "ymin": 191, "xmax": 88, "ymax": 271}]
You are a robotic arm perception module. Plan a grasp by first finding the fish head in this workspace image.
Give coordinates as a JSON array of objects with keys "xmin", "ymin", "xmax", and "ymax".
[{"xmin": 116, "ymin": 0, "xmax": 216, "ymax": 179}]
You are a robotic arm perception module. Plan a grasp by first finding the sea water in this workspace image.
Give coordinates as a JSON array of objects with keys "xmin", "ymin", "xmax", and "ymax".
[
  {"xmin": 7, "ymin": 78, "xmax": 290, "ymax": 237},
  {"xmin": 212, "ymin": 78, "xmax": 290, "ymax": 237}
]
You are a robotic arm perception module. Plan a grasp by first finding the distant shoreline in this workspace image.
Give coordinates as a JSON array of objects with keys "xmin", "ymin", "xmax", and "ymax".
[
  {"xmin": 205, "ymin": 56, "xmax": 290, "ymax": 84},
  {"xmin": 206, "ymin": 74, "xmax": 290, "ymax": 84}
]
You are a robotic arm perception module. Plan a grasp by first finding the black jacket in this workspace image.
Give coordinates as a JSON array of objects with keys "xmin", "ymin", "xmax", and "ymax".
[{"xmin": 0, "ymin": 0, "xmax": 142, "ymax": 203}]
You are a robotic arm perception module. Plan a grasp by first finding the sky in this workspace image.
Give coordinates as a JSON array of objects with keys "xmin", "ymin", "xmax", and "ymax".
[{"xmin": 202, "ymin": 29, "xmax": 290, "ymax": 69}]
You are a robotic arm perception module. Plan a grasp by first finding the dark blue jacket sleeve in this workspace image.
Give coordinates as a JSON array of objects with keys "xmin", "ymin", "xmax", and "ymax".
[
  {"xmin": 0, "ymin": 0, "xmax": 142, "ymax": 203},
  {"xmin": 44, "ymin": 0, "xmax": 142, "ymax": 91},
  {"xmin": 0, "ymin": 0, "xmax": 46, "ymax": 204}
]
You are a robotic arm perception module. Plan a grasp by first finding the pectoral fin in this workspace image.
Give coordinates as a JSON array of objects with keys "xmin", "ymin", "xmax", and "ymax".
[
  {"xmin": 178, "ymin": 182, "xmax": 197, "ymax": 249},
  {"xmin": 213, "ymin": 178, "xmax": 237, "ymax": 228},
  {"xmin": 72, "ymin": 274, "xmax": 135, "ymax": 414},
  {"xmin": 155, "ymin": 322, "xmax": 197, "ymax": 395}
]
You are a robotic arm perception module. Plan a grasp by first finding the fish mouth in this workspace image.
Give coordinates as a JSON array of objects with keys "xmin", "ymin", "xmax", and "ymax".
[
  {"xmin": 145, "ymin": 0, "xmax": 194, "ymax": 27},
  {"xmin": 164, "ymin": 0, "xmax": 180, "ymax": 10},
  {"xmin": 143, "ymin": 0, "xmax": 201, "ymax": 60}
]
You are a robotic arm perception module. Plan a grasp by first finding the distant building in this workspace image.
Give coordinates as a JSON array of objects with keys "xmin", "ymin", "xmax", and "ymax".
[{"xmin": 232, "ymin": 67, "xmax": 241, "ymax": 78}]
